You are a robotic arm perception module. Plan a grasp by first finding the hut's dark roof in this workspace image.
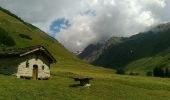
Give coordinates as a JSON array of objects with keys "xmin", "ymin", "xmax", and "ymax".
[{"xmin": 0, "ymin": 45, "xmax": 56, "ymax": 63}]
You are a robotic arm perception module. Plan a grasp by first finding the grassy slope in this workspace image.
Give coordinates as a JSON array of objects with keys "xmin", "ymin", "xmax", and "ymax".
[
  {"xmin": 125, "ymin": 49, "xmax": 170, "ymax": 75},
  {"xmin": 0, "ymin": 9, "xmax": 83, "ymax": 66}
]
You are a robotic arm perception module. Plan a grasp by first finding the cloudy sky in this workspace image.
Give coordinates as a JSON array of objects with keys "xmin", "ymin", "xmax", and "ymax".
[{"xmin": 0, "ymin": 0, "xmax": 170, "ymax": 52}]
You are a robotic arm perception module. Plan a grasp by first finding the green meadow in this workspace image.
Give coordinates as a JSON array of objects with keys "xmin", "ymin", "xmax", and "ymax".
[{"xmin": 0, "ymin": 63, "xmax": 170, "ymax": 100}]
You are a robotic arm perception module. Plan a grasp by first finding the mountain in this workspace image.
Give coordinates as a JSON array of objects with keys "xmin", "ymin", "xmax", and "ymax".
[
  {"xmin": 87, "ymin": 22, "xmax": 170, "ymax": 75},
  {"xmin": 78, "ymin": 37, "xmax": 122, "ymax": 62},
  {"xmin": 78, "ymin": 43, "xmax": 103, "ymax": 62},
  {"xmin": 0, "ymin": 7, "xmax": 81, "ymax": 65}
]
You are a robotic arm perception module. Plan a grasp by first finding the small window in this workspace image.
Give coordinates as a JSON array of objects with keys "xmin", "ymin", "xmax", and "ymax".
[
  {"xmin": 26, "ymin": 61, "xmax": 29, "ymax": 68},
  {"xmin": 42, "ymin": 66, "xmax": 44, "ymax": 70}
]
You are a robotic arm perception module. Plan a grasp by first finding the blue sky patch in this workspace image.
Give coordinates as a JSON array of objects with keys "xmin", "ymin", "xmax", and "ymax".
[
  {"xmin": 49, "ymin": 18, "xmax": 71, "ymax": 36},
  {"xmin": 84, "ymin": 9, "xmax": 96, "ymax": 16}
]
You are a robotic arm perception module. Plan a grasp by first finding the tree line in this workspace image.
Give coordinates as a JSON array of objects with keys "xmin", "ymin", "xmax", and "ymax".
[{"xmin": 152, "ymin": 66, "xmax": 170, "ymax": 77}]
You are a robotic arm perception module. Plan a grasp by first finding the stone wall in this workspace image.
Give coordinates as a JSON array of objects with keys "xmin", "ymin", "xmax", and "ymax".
[
  {"xmin": 0, "ymin": 53, "xmax": 51, "ymax": 79},
  {"xmin": 17, "ymin": 54, "xmax": 51, "ymax": 79}
]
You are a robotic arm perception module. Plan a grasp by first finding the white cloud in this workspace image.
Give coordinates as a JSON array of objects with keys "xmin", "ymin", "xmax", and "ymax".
[
  {"xmin": 55, "ymin": 15, "xmax": 96, "ymax": 51},
  {"xmin": 0, "ymin": 0, "xmax": 170, "ymax": 52},
  {"xmin": 136, "ymin": 11, "xmax": 156, "ymax": 26},
  {"xmin": 153, "ymin": 0, "xmax": 166, "ymax": 8}
]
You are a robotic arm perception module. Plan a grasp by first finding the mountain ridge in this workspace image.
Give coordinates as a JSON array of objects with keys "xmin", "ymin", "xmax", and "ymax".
[
  {"xmin": 80, "ymin": 22, "xmax": 170, "ymax": 75},
  {"xmin": 78, "ymin": 37, "xmax": 122, "ymax": 62}
]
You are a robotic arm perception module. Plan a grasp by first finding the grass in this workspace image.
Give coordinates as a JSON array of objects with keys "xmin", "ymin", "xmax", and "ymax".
[
  {"xmin": 0, "ymin": 64, "xmax": 170, "ymax": 100},
  {"xmin": 125, "ymin": 51, "xmax": 170, "ymax": 75}
]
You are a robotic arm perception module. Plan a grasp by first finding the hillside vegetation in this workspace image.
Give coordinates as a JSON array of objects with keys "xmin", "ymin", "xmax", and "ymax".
[
  {"xmin": 92, "ymin": 23, "xmax": 170, "ymax": 75},
  {"xmin": 0, "ymin": 27, "xmax": 15, "ymax": 46}
]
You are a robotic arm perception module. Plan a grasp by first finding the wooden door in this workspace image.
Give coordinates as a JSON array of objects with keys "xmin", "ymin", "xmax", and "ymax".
[{"xmin": 33, "ymin": 65, "xmax": 38, "ymax": 80}]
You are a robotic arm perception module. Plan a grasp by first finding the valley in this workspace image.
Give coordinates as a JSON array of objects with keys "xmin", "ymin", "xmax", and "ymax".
[{"xmin": 1, "ymin": 5, "xmax": 170, "ymax": 100}]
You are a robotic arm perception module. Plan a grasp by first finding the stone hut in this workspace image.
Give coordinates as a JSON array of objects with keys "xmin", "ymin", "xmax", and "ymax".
[{"xmin": 0, "ymin": 45, "xmax": 56, "ymax": 80}]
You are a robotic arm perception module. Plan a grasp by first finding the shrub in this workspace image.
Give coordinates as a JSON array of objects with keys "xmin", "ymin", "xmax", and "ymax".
[
  {"xmin": 129, "ymin": 72, "xmax": 139, "ymax": 76},
  {"xmin": 153, "ymin": 65, "xmax": 170, "ymax": 78},
  {"xmin": 0, "ymin": 28, "xmax": 15, "ymax": 46},
  {"xmin": 147, "ymin": 71, "xmax": 153, "ymax": 76},
  {"xmin": 19, "ymin": 34, "xmax": 32, "ymax": 40},
  {"xmin": 165, "ymin": 67, "xmax": 170, "ymax": 77},
  {"xmin": 153, "ymin": 67, "xmax": 165, "ymax": 77},
  {"xmin": 116, "ymin": 68, "xmax": 125, "ymax": 75}
]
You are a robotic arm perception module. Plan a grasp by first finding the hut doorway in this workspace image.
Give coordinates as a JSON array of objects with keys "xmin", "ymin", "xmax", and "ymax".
[{"xmin": 33, "ymin": 65, "xmax": 38, "ymax": 80}]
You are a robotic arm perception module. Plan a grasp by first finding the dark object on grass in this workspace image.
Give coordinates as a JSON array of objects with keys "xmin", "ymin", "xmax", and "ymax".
[
  {"xmin": 116, "ymin": 68, "xmax": 125, "ymax": 75},
  {"xmin": 129, "ymin": 72, "xmax": 139, "ymax": 76},
  {"xmin": 73, "ymin": 77, "xmax": 93, "ymax": 87},
  {"xmin": 147, "ymin": 71, "xmax": 153, "ymax": 76}
]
